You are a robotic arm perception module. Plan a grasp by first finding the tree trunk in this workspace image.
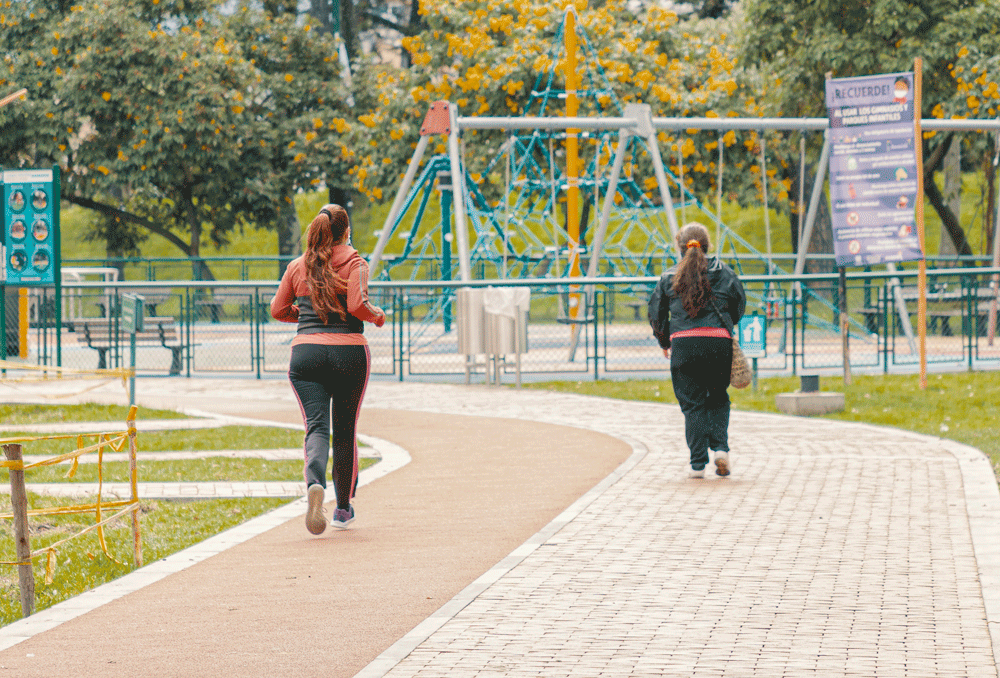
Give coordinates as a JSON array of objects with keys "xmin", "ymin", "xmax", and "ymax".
[
  {"xmin": 924, "ymin": 174, "xmax": 973, "ymax": 257},
  {"xmin": 277, "ymin": 197, "xmax": 302, "ymax": 278},
  {"xmin": 923, "ymin": 134, "xmax": 973, "ymax": 258},
  {"xmin": 181, "ymin": 188, "xmax": 215, "ymax": 281},
  {"xmin": 340, "ymin": 0, "xmax": 358, "ymax": 60},
  {"xmin": 806, "ymin": 185, "xmax": 835, "ymax": 274},
  {"xmin": 940, "ymin": 141, "xmax": 961, "ymax": 257},
  {"xmin": 308, "ymin": 0, "xmax": 333, "ymax": 33},
  {"xmin": 329, "ymin": 185, "xmax": 352, "ymax": 221}
]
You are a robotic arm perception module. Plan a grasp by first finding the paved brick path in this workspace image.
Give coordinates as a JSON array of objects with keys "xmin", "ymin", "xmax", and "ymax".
[
  {"xmin": 1, "ymin": 377, "xmax": 998, "ymax": 676},
  {"xmin": 354, "ymin": 382, "xmax": 1000, "ymax": 678}
]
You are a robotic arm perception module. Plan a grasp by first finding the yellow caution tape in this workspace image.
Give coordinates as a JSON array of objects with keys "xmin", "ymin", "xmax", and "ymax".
[
  {"xmin": 0, "ymin": 360, "xmax": 133, "ymax": 382},
  {"xmin": 0, "ymin": 408, "xmax": 142, "ymax": 578}
]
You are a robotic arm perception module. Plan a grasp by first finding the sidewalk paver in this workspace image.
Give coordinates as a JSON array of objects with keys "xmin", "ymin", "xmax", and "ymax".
[{"xmin": 0, "ymin": 377, "xmax": 997, "ymax": 677}]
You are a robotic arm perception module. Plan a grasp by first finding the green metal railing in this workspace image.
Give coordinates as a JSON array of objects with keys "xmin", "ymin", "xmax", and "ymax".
[{"xmin": 7, "ymin": 267, "xmax": 999, "ymax": 380}]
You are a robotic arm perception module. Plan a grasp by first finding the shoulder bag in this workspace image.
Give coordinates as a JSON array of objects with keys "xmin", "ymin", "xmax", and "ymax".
[{"xmin": 707, "ymin": 295, "xmax": 752, "ymax": 389}]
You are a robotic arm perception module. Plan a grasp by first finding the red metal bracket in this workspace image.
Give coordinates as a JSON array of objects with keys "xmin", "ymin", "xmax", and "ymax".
[{"xmin": 420, "ymin": 101, "xmax": 451, "ymax": 136}]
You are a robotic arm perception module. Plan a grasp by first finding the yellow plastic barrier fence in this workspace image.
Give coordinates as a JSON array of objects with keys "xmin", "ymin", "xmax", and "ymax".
[
  {"xmin": 0, "ymin": 360, "xmax": 133, "ymax": 399},
  {"xmin": 1, "ymin": 406, "xmax": 142, "ymax": 605}
]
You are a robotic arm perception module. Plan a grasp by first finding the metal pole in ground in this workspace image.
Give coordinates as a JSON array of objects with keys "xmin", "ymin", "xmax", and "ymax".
[{"xmin": 3, "ymin": 443, "xmax": 34, "ymax": 617}]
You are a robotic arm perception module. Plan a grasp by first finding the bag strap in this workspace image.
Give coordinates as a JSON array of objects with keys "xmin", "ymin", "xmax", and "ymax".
[{"xmin": 707, "ymin": 294, "xmax": 735, "ymax": 336}]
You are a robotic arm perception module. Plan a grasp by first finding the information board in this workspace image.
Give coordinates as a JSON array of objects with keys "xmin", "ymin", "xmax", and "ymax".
[
  {"xmin": 738, "ymin": 313, "xmax": 766, "ymax": 359},
  {"xmin": 3, "ymin": 168, "xmax": 59, "ymax": 285},
  {"xmin": 825, "ymin": 72, "xmax": 924, "ymax": 267}
]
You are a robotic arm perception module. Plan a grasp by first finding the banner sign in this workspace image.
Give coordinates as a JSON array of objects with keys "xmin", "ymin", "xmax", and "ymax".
[
  {"xmin": 825, "ymin": 72, "xmax": 924, "ymax": 267},
  {"xmin": 3, "ymin": 168, "xmax": 58, "ymax": 285}
]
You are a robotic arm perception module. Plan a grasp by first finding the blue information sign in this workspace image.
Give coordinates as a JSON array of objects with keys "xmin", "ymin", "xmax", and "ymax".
[
  {"xmin": 738, "ymin": 313, "xmax": 766, "ymax": 359},
  {"xmin": 825, "ymin": 72, "xmax": 924, "ymax": 267},
  {"xmin": 3, "ymin": 168, "xmax": 59, "ymax": 285}
]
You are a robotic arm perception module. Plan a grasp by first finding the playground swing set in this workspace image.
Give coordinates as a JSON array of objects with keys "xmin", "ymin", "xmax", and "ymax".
[{"xmin": 366, "ymin": 8, "xmax": 1000, "ymax": 363}]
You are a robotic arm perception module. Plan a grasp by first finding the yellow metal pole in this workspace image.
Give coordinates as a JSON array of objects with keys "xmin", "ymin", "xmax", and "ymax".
[
  {"xmin": 565, "ymin": 9, "xmax": 583, "ymax": 322},
  {"xmin": 914, "ymin": 58, "xmax": 928, "ymax": 389},
  {"xmin": 18, "ymin": 288, "xmax": 28, "ymax": 359}
]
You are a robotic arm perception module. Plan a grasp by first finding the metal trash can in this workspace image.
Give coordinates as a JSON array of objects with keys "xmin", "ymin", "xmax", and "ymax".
[
  {"xmin": 483, "ymin": 287, "xmax": 529, "ymax": 355},
  {"xmin": 456, "ymin": 287, "xmax": 485, "ymax": 356}
]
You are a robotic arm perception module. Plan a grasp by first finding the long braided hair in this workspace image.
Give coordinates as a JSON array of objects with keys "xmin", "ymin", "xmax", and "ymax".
[
  {"xmin": 304, "ymin": 204, "xmax": 350, "ymax": 324},
  {"xmin": 671, "ymin": 222, "xmax": 712, "ymax": 318}
]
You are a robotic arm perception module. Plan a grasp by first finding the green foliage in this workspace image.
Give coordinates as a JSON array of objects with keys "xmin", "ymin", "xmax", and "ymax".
[
  {"xmin": 0, "ymin": 402, "xmax": 188, "ymax": 425},
  {"xmin": 1, "ymin": 0, "xmax": 352, "ymax": 266},
  {"xmin": 349, "ymin": 0, "xmax": 755, "ymax": 206},
  {"xmin": 3, "ymin": 425, "xmax": 304, "ymax": 458},
  {"xmin": 3, "ymin": 457, "xmax": 297, "ymax": 483},
  {"xmin": 739, "ymin": 0, "xmax": 996, "ymax": 119}
]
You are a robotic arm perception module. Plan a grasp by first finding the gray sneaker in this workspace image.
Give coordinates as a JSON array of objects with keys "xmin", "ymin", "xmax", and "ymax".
[
  {"xmin": 332, "ymin": 506, "xmax": 355, "ymax": 529},
  {"xmin": 714, "ymin": 451, "xmax": 731, "ymax": 477},
  {"xmin": 306, "ymin": 485, "xmax": 328, "ymax": 535}
]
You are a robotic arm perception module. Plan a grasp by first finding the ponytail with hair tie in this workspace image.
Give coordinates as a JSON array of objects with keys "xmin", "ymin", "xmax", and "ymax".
[{"xmin": 686, "ymin": 239, "xmax": 701, "ymax": 250}]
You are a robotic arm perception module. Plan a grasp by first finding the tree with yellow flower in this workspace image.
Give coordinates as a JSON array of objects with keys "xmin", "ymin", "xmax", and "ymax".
[{"xmin": 351, "ymin": 0, "xmax": 758, "ymax": 223}]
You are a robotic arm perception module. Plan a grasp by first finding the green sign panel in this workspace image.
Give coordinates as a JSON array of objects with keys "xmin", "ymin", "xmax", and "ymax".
[
  {"xmin": 3, "ymin": 167, "xmax": 60, "ymax": 286},
  {"xmin": 121, "ymin": 294, "xmax": 145, "ymax": 333}
]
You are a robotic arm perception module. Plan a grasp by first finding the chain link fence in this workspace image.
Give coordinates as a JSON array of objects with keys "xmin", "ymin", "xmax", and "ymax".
[{"xmin": 8, "ymin": 267, "xmax": 1000, "ymax": 380}]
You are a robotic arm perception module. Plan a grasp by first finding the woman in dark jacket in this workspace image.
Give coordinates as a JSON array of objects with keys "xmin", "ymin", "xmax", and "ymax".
[{"xmin": 648, "ymin": 222, "xmax": 746, "ymax": 478}]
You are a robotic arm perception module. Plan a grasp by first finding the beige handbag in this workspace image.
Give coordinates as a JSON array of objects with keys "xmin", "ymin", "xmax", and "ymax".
[{"xmin": 708, "ymin": 296, "xmax": 752, "ymax": 389}]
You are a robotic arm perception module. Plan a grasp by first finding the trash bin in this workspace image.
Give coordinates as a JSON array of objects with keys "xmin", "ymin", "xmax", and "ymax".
[
  {"xmin": 483, "ymin": 287, "xmax": 529, "ymax": 355},
  {"xmin": 456, "ymin": 287, "xmax": 485, "ymax": 356}
]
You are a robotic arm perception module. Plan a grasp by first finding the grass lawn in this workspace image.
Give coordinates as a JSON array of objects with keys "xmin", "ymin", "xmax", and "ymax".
[
  {"xmin": 523, "ymin": 371, "xmax": 1000, "ymax": 476},
  {"xmin": 0, "ymin": 403, "xmax": 375, "ymax": 627}
]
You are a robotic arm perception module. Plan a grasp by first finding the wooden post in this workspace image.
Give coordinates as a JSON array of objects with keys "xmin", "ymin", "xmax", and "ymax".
[
  {"xmin": 126, "ymin": 406, "xmax": 143, "ymax": 568},
  {"xmin": 3, "ymin": 443, "xmax": 34, "ymax": 618}
]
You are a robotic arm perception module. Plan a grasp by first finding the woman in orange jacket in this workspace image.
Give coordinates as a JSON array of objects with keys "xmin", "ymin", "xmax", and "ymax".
[{"xmin": 271, "ymin": 204, "xmax": 386, "ymax": 533}]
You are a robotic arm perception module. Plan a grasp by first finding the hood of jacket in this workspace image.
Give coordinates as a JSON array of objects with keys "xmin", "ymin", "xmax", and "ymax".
[{"xmin": 327, "ymin": 244, "xmax": 363, "ymax": 277}]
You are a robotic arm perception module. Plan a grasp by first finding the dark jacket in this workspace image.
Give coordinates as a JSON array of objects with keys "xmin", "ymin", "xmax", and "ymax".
[{"xmin": 647, "ymin": 257, "xmax": 746, "ymax": 349}]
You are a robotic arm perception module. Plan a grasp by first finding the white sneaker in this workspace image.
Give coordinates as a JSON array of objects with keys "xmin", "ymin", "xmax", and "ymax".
[
  {"xmin": 714, "ymin": 451, "xmax": 731, "ymax": 477},
  {"xmin": 688, "ymin": 468, "xmax": 705, "ymax": 479},
  {"xmin": 306, "ymin": 484, "xmax": 328, "ymax": 535}
]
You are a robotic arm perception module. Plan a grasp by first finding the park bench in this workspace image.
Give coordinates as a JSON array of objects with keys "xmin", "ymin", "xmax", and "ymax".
[
  {"xmin": 194, "ymin": 288, "xmax": 269, "ymax": 323},
  {"xmin": 927, "ymin": 302, "xmax": 996, "ymax": 337},
  {"xmin": 75, "ymin": 316, "xmax": 184, "ymax": 375},
  {"xmin": 855, "ymin": 284, "xmax": 997, "ymax": 337},
  {"xmin": 92, "ymin": 287, "xmax": 174, "ymax": 318}
]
